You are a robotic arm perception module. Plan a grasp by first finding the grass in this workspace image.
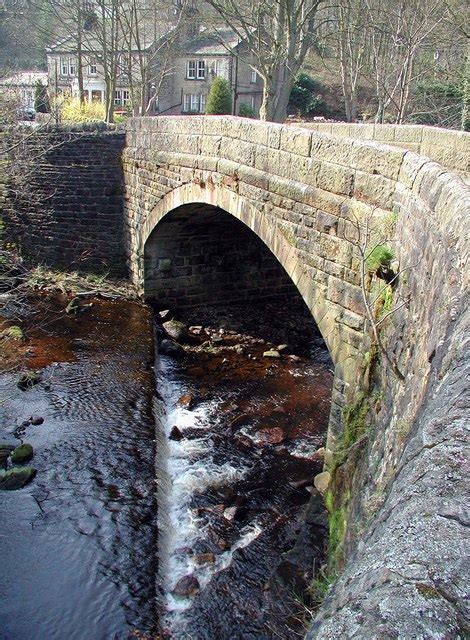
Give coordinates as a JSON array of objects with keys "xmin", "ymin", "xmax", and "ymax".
[
  {"xmin": 366, "ymin": 245, "xmax": 394, "ymax": 273},
  {"xmin": 26, "ymin": 266, "xmax": 137, "ymax": 299}
]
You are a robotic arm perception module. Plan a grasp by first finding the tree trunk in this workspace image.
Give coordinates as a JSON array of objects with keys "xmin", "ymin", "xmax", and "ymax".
[
  {"xmin": 259, "ymin": 76, "xmax": 277, "ymax": 121},
  {"xmin": 76, "ymin": 0, "xmax": 85, "ymax": 104},
  {"xmin": 273, "ymin": 69, "xmax": 296, "ymax": 122}
]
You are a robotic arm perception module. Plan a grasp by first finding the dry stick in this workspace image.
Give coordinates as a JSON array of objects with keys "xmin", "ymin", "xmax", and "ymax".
[{"xmin": 359, "ymin": 215, "xmax": 405, "ymax": 381}]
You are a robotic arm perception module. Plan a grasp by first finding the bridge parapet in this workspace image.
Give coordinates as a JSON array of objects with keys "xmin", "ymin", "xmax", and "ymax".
[{"xmin": 297, "ymin": 121, "xmax": 470, "ymax": 182}]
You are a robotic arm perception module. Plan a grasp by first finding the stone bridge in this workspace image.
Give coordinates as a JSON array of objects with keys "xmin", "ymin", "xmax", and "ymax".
[
  {"xmin": 123, "ymin": 116, "xmax": 468, "ymax": 447},
  {"xmin": 3, "ymin": 117, "xmax": 469, "ymax": 637}
]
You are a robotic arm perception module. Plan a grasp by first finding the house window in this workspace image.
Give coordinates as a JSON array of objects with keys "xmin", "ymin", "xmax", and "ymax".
[
  {"xmin": 114, "ymin": 89, "xmax": 131, "ymax": 107},
  {"xmin": 250, "ymin": 95, "xmax": 256, "ymax": 110},
  {"xmin": 200, "ymin": 93, "xmax": 206, "ymax": 113},
  {"xmin": 69, "ymin": 58, "xmax": 76, "ymax": 76},
  {"xmin": 250, "ymin": 69, "xmax": 258, "ymax": 83},
  {"xmin": 61, "ymin": 58, "xmax": 69, "ymax": 75},
  {"xmin": 183, "ymin": 93, "xmax": 205, "ymax": 113},
  {"xmin": 187, "ymin": 59, "xmax": 205, "ymax": 80},
  {"xmin": 187, "ymin": 60, "xmax": 196, "ymax": 79},
  {"xmin": 89, "ymin": 58, "xmax": 97, "ymax": 75},
  {"xmin": 190, "ymin": 93, "xmax": 199, "ymax": 111},
  {"xmin": 197, "ymin": 60, "xmax": 205, "ymax": 79}
]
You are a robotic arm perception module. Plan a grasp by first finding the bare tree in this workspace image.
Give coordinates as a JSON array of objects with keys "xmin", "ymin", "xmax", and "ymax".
[
  {"xmin": 118, "ymin": 0, "xmax": 189, "ymax": 116},
  {"xmin": 205, "ymin": 0, "xmax": 325, "ymax": 122}
]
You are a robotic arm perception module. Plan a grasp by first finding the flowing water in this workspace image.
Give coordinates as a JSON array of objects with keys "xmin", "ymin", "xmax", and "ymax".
[{"xmin": 0, "ymin": 294, "xmax": 332, "ymax": 639}]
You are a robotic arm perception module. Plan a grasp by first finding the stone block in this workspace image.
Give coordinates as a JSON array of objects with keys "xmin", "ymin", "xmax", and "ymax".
[
  {"xmin": 354, "ymin": 170, "xmax": 396, "ymax": 209},
  {"xmin": 280, "ymin": 127, "xmax": 312, "ymax": 156},
  {"xmin": 316, "ymin": 162, "xmax": 355, "ymax": 196}
]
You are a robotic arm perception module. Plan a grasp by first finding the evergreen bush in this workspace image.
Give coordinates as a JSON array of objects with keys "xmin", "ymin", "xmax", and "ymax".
[
  {"xmin": 206, "ymin": 78, "xmax": 232, "ymax": 115},
  {"xmin": 238, "ymin": 102, "xmax": 255, "ymax": 118}
]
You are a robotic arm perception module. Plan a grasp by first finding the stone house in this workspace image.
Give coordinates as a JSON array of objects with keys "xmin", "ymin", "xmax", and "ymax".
[
  {"xmin": 156, "ymin": 26, "xmax": 263, "ymax": 117},
  {"xmin": 0, "ymin": 71, "xmax": 48, "ymax": 110},
  {"xmin": 45, "ymin": 12, "xmax": 263, "ymax": 117}
]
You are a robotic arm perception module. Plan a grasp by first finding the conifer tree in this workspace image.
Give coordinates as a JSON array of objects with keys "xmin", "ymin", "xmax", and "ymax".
[{"xmin": 205, "ymin": 77, "xmax": 232, "ymax": 115}]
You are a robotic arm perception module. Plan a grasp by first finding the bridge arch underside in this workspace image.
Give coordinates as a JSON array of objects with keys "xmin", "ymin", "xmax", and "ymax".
[
  {"xmin": 144, "ymin": 202, "xmax": 308, "ymax": 310},
  {"xmin": 139, "ymin": 185, "xmax": 367, "ymax": 442}
]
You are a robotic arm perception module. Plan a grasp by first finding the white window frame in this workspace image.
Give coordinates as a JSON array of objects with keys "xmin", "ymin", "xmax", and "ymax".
[
  {"xmin": 187, "ymin": 60, "xmax": 196, "ymax": 79},
  {"xmin": 69, "ymin": 58, "xmax": 76, "ymax": 76},
  {"xmin": 61, "ymin": 58, "xmax": 69, "ymax": 75},
  {"xmin": 250, "ymin": 69, "xmax": 258, "ymax": 84},
  {"xmin": 190, "ymin": 93, "xmax": 199, "ymax": 111},
  {"xmin": 200, "ymin": 93, "xmax": 207, "ymax": 113},
  {"xmin": 89, "ymin": 58, "xmax": 97, "ymax": 75},
  {"xmin": 197, "ymin": 60, "xmax": 206, "ymax": 79},
  {"xmin": 250, "ymin": 95, "xmax": 256, "ymax": 110}
]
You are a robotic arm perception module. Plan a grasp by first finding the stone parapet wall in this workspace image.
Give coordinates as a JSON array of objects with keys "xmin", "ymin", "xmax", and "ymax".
[{"xmin": 298, "ymin": 121, "xmax": 470, "ymax": 181}]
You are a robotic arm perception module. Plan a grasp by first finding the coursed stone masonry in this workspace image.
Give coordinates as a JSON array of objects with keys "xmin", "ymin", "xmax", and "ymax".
[
  {"xmin": 299, "ymin": 122, "xmax": 470, "ymax": 182},
  {"xmin": 1, "ymin": 124, "xmax": 127, "ymax": 277},
  {"xmin": 124, "ymin": 116, "xmax": 469, "ymax": 637}
]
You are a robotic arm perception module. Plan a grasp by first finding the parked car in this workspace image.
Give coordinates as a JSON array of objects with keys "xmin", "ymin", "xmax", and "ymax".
[{"xmin": 18, "ymin": 106, "xmax": 36, "ymax": 121}]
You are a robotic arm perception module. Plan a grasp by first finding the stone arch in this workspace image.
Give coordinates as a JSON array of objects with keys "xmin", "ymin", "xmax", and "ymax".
[{"xmin": 137, "ymin": 182, "xmax": 367, "ymax": 445}]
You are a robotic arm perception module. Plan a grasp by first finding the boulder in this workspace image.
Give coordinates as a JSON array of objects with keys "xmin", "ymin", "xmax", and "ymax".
[
  {"xmin": 172, "ymin": 575, "xmax": 200, "ymax": 598},
  {"xmin": 159, "ymin": 339, "xmax": 184, "ymax": 357},
  {"xmin": 194, "ymin": 552, "xmax": 215, "ymax": 565},
  {"xmin": 312, "ymin": 447, "xmax": 326, "ymax": 461},
  {"xmin": 169, "ymin": 426, "xmax": 183, "ymax": 441},
  {"xmin": 162, "ymin": 320, "xmax": 189, "ymax": 343},
  {"xmin": 256, "ymin": 427, "xmax": 286, "ymax": 445},
  {"xmin": 223, "ymin": 506, "xmax": 238, "ymax": 522},
  {"xmin": 11, "ymin": 443, "xmax": 34, "ymax": 463},
  {"xmin": 30, "ymin": 416, "xmax": 44, "ymax": 426},
  {"xmin": 178, "ymin": 394, "xmax": 195, "ymax": 410},
  {"xmin": 313, "ymin": 471, "xmax": 331, "ymax": 494},
  {"xmin": 0, "ymin": 467, "xmax": 36, "ymax": 490},
  {"xmin": 263, "ymin": 350, "xmax": 281, "ymax": 358}
]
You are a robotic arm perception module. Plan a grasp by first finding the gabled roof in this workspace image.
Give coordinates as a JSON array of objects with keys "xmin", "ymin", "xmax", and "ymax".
[
  {"xmin": 182, "ymin": 27, "xmax": 241, "ymax": 56},
  {"xmin": 0, "ymin": 71, "xmax": 48, "ymax": 87},
  {"xmin": 46, "ymin": 20, "xmax": 169, "ymax": 54}
]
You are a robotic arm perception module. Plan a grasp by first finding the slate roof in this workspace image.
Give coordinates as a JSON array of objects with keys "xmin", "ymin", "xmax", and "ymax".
[
  {"xmin": 182, "ymin": 27, "xmax": 241, "ymax": 55},
  {"xmin": 0, "ymin": 71, "xmax": 48, "ymax": 86}
]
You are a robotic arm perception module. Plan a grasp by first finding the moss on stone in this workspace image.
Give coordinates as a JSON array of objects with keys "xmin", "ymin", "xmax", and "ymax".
[
  {"xmin": 366, "ymin": 245, "xmax": 394, "ymax": 272},
  {"xmin": 416, "ymin": 583, "xmax": 441, "ymax": 600},
  {"xmin": 343, "ymin": 394, "xmax": 369, "ymax": 446},
  {"xmin": 1, "ymin": 325, "xmax": 23, "ymax": 340},
  {"xmin": 11, "ymin": 443, "xmax": 34, "ymax": 463}
]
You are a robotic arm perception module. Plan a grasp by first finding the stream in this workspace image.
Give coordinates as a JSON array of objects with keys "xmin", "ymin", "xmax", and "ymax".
[{"xmin": 0, "ymin": 294, "xmax": 332, "ymax": 639}]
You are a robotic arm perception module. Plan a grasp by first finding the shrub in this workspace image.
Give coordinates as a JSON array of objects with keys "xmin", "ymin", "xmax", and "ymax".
[
  {"xmin": 366, "ymin": 245, "xmax": 394, "ymax": 273},
  {"xmin": 34, "ymin": 80, "xmax": 49, "ymax": 113},
  {"xmin": 238, "ymin": 102, "xmax": 255, "ymax": 118},
  {"xmin": 206, "ymin": 77, "xmax": 232, "ymax": 115},
  {"xmin": 289, "ymin": 73, "xmax": 327, "ymax": 117},
  {"xmin": 60, "ymin": 97, "xmax": 105, "ymax": 123}
]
